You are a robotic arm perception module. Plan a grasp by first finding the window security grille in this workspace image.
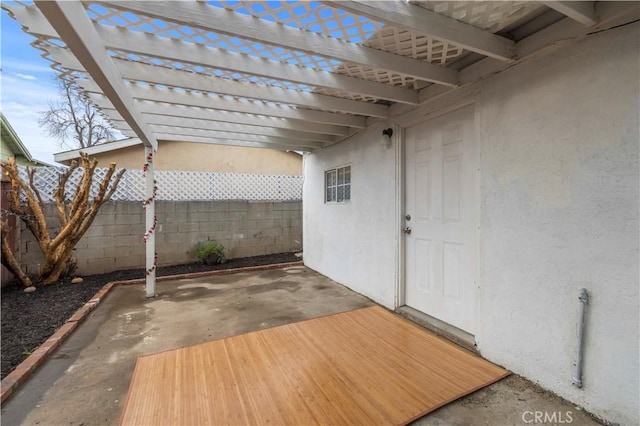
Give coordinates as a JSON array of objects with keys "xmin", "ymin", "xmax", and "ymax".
[{"xmin": 325, "ymin": 165, "xmax": 350, "ymax": 203}]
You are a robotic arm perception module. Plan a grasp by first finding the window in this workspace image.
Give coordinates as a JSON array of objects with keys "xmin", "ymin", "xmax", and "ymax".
[{"xmin": 325, "ymin": 165, "xmax": 350, "ymax": 203}]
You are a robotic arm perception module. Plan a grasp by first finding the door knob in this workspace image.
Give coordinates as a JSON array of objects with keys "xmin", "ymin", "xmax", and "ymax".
[{"xmin": 403, "ymin": 226, "xmax": 412, "ymax": 234}]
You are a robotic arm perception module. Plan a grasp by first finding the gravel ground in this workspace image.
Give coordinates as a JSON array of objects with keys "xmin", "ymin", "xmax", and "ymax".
[{"xmin": 1, "ymin": 252, "xmax": 298, "ymax": 379}]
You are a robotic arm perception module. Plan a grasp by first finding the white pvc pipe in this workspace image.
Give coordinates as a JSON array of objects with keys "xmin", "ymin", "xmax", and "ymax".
[{"xmin": 573, "ymin": 288, "xmax": 588, "ymax": 388}]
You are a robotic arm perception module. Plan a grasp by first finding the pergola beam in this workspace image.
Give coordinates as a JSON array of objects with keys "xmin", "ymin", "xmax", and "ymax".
[
  {"xmin": 92, "ymin": 25, "xmax": 388, "ymax": 116},
  {"xmin": 33, "ymin": 0, "xmax": 159, "ymax": 298},
  {"xmin": 49, "ymin": 46, "xmax": 389, "ymax": 118},
  {"xmin": 86, "ymin": 86, "xmax": 368, "ymax": 128},
  {"xmin": 515, "ymin": 1, "xmax": 636, "ymax": 60},
  {"xmin": 543, "ymin": 2, "xmax": 597, "ymax": 26},
  {"xmin": 331, "ymin": 0, "xmax": 515, "ymax": 61},
  {"xmin": 152, "ymin": 135, "xmax": 314, "ymax": 153},
  {"xmin": 141, "ymin": 127, "xmax": 325, "ymax": 150},
  {"xmin": 11, "ymin": 4, "xmax": 415, "ymax": 106},
  {"xmin": 391, "ymin": 1, "xmax": 640, "ymax": 119},
  {"xmin": 108, "ymin": 115, "xmax": 337, "ymax": 143},
  {"xmin": 103, "ymin": 0, "xmax": 458, "ymax": 86},
  {"xmin": 34, "ymin": 1, "xmax": 157, "ymax": 150},
  {"xmin": 102, "ymin": 102, "xmax": 351, "ymax": 137}
]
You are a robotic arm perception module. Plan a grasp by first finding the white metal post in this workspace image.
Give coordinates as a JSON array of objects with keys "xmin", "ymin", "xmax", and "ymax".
[{"xmin": 144, "ymin": 145, "xmax": 156, "ymax": 297}]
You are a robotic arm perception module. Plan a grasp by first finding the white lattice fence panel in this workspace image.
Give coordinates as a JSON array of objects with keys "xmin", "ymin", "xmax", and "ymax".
[
  {"xmin": 212, "ymin": 173, "xmax": 302, "ymax": 201},
  {"xmin": 155, "ymin": 171, "xmax": 214, "ymax": 201},
  {"xmin": 115, "ymin": 169, "xmax": 145, "ymax": 201},
  {"xmin": 16, "ymin": 166, "xmax": 302, "ymax": 202},
  {"xmin": 17, "ymin": 166, "xmax": 126, "ymax": 203}
]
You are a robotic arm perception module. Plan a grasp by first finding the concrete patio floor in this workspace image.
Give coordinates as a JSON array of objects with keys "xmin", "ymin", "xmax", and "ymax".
[{"xmin": 1, "ymin": 265, "xmax": 600, "ymax": 425}]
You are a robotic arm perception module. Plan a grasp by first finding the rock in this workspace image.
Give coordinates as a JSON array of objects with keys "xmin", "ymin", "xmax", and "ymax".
[
  {"xmin": 71, "ymin": 277, "xmax": 83, "ymax": 284},
  {"xmin": 23, "ymin": 286, "xmax": 36, "ymax": 293}
]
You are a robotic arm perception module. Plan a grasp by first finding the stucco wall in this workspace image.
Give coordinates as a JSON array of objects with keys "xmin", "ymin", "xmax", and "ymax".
[
  {"xmin": 303, "ymin": 124, "xmax": 397, "ymax": 308},
  {"xmin": 303, "ymin": 24, "xmax": 639, "ymax": 425},
  {"xmin": 81, "ymin": 141, "xmax": 302, "ymax": 175},
  {"xmin": 20, "ymin": 201, "xmax": 302, "ymax": 276},
  {"xmin": 476, "ymin": 23, "xmax": 638, "ymax": 424}
]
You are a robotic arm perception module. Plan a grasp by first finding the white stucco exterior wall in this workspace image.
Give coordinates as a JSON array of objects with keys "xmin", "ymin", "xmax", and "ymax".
[
  {"xmin": 303, "ymin": 23, "xmax": 638, "ymax": 425},
  {"xmin": 303, "ymin": 124, "xmax": 397, "ymax": 308},
  {"xmin": 476, "ymin": 23, "xmax": 639, "ymax": 424}
]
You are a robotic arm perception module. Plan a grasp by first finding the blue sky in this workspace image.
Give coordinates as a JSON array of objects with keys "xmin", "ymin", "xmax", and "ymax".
[
  {"xmin": 0, "ymin": 2, "xmax": 378, "ymax": 165},
  {"xmin": 1, "ymin": 7, "xmax": 61, "ymax": 164}
]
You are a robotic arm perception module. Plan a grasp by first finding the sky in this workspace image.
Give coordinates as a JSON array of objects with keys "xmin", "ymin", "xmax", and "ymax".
[
  {"xmin": 0, "ymin": 1, "xmax": 375, "ymax": 166},
  {"xmin": 1, "ymin": 6, "xmax": 63, "ymax": 165}
]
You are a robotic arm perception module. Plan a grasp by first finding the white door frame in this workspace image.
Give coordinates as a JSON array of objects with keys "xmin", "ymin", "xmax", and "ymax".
[{"xmin": 394, "ymin": 98, "xmax": 479, "ymax": 319}]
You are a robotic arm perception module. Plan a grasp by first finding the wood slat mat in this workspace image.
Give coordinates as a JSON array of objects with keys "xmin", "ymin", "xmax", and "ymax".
[{"xmin": 120, "ymin": 306, "xmax": 509, "ymax": 425}]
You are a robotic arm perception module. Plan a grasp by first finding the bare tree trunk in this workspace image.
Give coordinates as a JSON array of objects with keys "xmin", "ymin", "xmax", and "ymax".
[
  {"xmin": 1, "ymin": 222, "xmax": 32, "ymax": 287},
  {"xmin": 0, "ymin": 154, "xmax": 125, "ymax": 287},
  {"xmin": 41, "ymin": 244, "xmax": 75, "ymax": 285}
]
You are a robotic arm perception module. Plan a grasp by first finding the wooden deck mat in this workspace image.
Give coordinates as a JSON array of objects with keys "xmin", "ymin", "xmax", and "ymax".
[{"xmin": 120, "ymin": 306, "xmax": 509, "ymax": 425}]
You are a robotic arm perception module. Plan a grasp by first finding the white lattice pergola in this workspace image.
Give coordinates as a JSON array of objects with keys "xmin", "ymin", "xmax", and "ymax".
[{"xmin": 4, "ymin": 0, "xmax": 637, "ymax": 296}]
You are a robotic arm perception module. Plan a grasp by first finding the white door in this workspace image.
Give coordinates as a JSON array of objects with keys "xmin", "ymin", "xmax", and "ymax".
[{"xmin": 404, "ymin": 106, "xmax": 478, "ymax": 334}]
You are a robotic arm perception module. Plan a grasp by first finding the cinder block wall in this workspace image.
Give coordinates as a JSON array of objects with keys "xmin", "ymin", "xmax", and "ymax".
[{"xmin": 20, "ymin": 200, "xmax": 302, "ymax": 276}]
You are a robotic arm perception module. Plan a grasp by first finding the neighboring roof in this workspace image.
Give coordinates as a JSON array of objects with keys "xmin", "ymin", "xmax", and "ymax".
[
  {"xmin": 5, "ymin": 1, "xmax": 638, "ymax": 153},
  {"xmin": 54, "ymin": 137, "xmax": 302, "ymax": 163},
  {"xmin": 54, "ymin": 137, "xmax": 142, "ymax": 162},
  {"xmin": 2, "ymin": 112, "xmax": 33, "ymax": 160},
  {"xmin": 0, "ymin": 112, "xmax": 53, "ymax": 166}
]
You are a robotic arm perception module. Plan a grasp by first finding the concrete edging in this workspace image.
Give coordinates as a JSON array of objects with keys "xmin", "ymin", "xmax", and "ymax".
[{"xmin": 0, "ymin": 261, "xmax": 303, "ymax": 405}]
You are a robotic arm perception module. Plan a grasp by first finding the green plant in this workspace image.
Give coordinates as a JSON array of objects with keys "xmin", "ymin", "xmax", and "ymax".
[{"xmin": 196, "ymin": 242, "xmax": 226, "ymax": 264}]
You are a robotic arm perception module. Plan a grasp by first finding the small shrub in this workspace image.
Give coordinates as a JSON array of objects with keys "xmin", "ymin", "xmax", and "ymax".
[{"xmin": 196, "ymin": 242, "xmax": 226, "ymax": 264}]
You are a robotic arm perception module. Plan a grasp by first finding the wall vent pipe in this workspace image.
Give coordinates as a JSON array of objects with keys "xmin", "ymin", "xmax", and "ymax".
[{"xmin": 573, "ymin": 288, "xmax": 589, "ymax": 388}]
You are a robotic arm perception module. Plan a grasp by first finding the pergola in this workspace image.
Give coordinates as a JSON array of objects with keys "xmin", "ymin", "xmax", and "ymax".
[{"xmin": 4, "ymin": 1, "xmax": 638, "ymax": 296}]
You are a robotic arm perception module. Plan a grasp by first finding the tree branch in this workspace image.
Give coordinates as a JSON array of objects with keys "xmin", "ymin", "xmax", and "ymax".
[
  {"xmin": 50, "ymin": 153, "xmax": 97, "ymax": 251},
  {"xmin": 54, "ymin": 160, "xmax": 78, "ymax": 226},
  {"xmin": 27, "ymin": 167, "xmax": 45, "ymax": 208},
  {"xmin": 39, "ymin": 77, "xmax": 114, "ymax": 149},
  {"xmin": 77, "ymin": 164, "xmax": 124, "ymax": 234}
]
